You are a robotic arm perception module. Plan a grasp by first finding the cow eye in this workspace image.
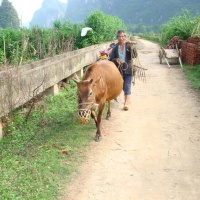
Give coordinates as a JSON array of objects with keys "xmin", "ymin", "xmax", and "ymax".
[{"xmin": 89, "ymin": 91, "xmax": 93, "ymax": 96}]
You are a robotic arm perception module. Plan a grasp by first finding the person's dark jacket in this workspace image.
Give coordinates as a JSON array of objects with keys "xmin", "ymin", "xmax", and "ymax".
[{"xmin": 109, "ymin": 43, "xmax": 133, "ymax": 75}]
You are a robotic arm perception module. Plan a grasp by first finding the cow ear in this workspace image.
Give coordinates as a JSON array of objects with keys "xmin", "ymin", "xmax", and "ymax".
[
  {"xmin": 72, "ymin": 73, "xmax": 80, "ymax": 84},
  {"xmin": 95, "ymin": 76, "xmax": 101, "ymax": 84},
  {"xmin": 93, "ymin": 76, "xmax": 101, "ymax": 86}
]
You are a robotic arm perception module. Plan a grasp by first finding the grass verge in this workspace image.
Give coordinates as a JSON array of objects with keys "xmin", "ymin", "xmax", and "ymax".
[
  {"xmin": 138, "ymin": 33, "xmax": 162, "ymax": 44},
  {"xmin": 0, "ymin": 81, "xmax": 96, "ymax": 200},
  {"xmin": 182, "ymin": 64, "xmax": 200, "ymax": 90}
]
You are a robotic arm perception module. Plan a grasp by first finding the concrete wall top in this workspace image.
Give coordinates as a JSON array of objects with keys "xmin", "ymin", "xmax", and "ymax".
[{"xmin": 0, "ymin": 42, "xmax": 110, "ymax": 117}]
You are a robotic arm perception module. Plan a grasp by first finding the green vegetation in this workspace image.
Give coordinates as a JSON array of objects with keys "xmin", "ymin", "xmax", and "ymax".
[
  {"xmin": 139, "ymin": 10, "xmax": 200, "ymax": 46},
  {"xmin": 138, "ymin": 33, "xmax": 162, "ymax": 44},
  {"xmin": 0, "ymin": 81, "xmax": 96, "ymax": 200},
  {"xmin": 85, "ymin": 11, "xmax": 126, "ymax": 42},
  {"xmin": 0, "ymin": 11, "xmax": 126, "ymax": 66},
  {"xmin": 183, "ymin": 64, "xmax": 200, "ymax": 90},
  {"xmin": 0, "ymin": 22, "xmax": 82, "ymax": 66},
  {"xmin": 0, "ymin": 10, "xmax": 126, "ymax": 199},
  {"xmin": 138, "ymin": 10, "xmax": 200, "ymax": 92},
  {"xmin": 75, "ymin": 11, "xmax": 126, "ymax": 48},
  {"xmin": 0, "ymin": 5, "xmax": 200, "ymax": 200},
  {"xmin": 160, "ymin": 9, "xmax": 200, "ymax": 46}
]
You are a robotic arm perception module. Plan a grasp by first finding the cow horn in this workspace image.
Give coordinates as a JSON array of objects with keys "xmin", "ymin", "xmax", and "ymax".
[{"xmin": 72, "ymin": 73, "xmax": 80, "ymax": 83}]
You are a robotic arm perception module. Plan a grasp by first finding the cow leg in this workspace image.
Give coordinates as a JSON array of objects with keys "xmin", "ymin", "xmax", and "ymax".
[
  {"xmin": 106, "ymin": 101, "xmax": 111, "ymax": 120},
  {"xmin": 91, "ymin": 110, "xmax": 98, "ymax": 127},
  {"xmin": 95, "ymin": 103, "xmax": 105, "ymax": 142}
]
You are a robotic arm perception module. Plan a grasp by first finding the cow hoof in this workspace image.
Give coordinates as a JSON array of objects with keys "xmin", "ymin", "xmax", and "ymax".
[
  {"xmin": 106, "ymin": 113, "xmax": 111, "ymax": 120},
  {"xmin": 94, "ymin": 135, "xmax": 102, "ymax": 142}
]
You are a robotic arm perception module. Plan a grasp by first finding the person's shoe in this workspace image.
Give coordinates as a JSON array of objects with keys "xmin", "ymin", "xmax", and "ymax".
[{"xmin": 123, "ymin": 105, "xmax": 129, "ymax": 110}]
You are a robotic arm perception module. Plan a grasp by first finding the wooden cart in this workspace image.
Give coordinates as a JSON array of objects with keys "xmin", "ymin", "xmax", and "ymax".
[{"xmin": 159, "ymin": 44, "xmax": 182, "ymax": 68}]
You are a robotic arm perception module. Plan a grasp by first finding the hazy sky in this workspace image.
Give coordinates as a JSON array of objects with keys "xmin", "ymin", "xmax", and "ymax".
[{"xmin": 0, "ymin": 0, "xmax": 68, "ymax": 24}]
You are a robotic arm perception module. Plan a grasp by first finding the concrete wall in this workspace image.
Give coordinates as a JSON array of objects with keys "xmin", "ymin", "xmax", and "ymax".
[{"xmin": 0, "ymin": 43, "xmax": 109, "ymax": 120}]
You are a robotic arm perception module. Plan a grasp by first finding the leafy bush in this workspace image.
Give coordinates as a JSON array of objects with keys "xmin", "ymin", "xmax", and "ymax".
[
  {"xmin": 0, "ymin": 21, "xmax": 82, "ymax": 66},
  {"xmin": 161, "ymin": 9, "xmax": 200, "ymax": 46},
  {"xmin": 83, "ymin": 11, "xmax": 127, "ymax": 45},
  {"xmin": 75, "ymin": 29, "xmax": 97, "ymax": 48},
  {"xmin": 0, "ymin": 28, "xmax": 23, "ymax": 65},
  {"xmin": 74, "ymin": 11, "xmax": 127, "ymax": 49}
]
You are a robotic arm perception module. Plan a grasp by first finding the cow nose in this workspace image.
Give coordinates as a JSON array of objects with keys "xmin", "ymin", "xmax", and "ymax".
[{"xmin": 77, "ymin": 109, "xmax": 91, "ymax": 124}]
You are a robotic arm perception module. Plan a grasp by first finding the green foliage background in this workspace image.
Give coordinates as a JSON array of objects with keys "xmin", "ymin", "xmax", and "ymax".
[
  {"xmin": 75, "ymin": 11, "xmax": 127, "ymax": 48},
  {"xmin": 139, "ymin": 10, "xmax": 200, "ymax": 47},
  {"xmin": 161, "ymin": 9, "xmax": 200, "ymax": 46},
  {"xmin": 0, "ymin": 11, "xmax": 127, "ymax": 66}
]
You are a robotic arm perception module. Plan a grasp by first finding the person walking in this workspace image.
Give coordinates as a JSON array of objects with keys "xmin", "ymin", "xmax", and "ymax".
[{"xmin": 109, "ymin": 30, "xmax": 133, "ymax": 111}]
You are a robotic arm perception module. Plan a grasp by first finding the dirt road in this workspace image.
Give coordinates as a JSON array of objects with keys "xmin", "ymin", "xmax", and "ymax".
[{"xmin": 60, "ymin": 38, "xmax": 200, "ymax": 200}]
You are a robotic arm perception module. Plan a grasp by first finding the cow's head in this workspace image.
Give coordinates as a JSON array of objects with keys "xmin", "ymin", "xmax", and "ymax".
[{"xmin": 73, "ymin": 74, "xmax": 100, "ymax": 124}]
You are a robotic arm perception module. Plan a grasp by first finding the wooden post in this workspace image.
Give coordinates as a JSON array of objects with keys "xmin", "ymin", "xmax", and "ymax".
[
  {"xmin": 176, "ymin": 44, "xmax": 183, "ymax": 67},
  {"xmin": 44, "ymin": 84, "xmax": 59, "ymax": 96},
  {"xmin": 77, "ymin": 68, "xmax": 83, "ymax": 78},
  {"xmin": 164, "ymin": 57, "xmax": 171, "ymax": 68}
]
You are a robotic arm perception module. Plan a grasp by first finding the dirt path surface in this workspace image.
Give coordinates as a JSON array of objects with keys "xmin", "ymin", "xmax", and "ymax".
[{"xmin": 60, "ymin": 38, "xmax": 200, "ymax": 200}]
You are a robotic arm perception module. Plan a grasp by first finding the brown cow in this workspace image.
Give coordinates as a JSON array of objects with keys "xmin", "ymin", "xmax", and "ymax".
[{"xmin": 73, "ymin": 60, "xmax": 123, "ymax": 141}]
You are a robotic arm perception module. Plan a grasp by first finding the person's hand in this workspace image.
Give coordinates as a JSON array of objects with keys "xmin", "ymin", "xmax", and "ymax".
[
  {"xmin": 116, "ymin": 58, "xmax": 123, "ymax": 65},
  {"xmin": 112, "ymin": 58, "xmax": 123, "ymax": 67}
]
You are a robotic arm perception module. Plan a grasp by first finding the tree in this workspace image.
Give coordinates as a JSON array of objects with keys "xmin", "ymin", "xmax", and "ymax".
[
  {"xmin": 0, "ymin": 0, "xmax": 20, "ymax": 29},
  {"xmin": 85, "ymin": 11, "xmax": 127, "ymax": 43}
]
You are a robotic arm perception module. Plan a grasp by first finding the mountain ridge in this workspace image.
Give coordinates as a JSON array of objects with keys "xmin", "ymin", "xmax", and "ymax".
[{"xmin": 31, "ymin": 0, "xmax": 200, "ymax": 28}]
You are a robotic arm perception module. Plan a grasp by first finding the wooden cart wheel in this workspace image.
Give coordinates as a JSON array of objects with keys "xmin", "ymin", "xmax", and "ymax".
[{"xmin": 159, "ymin": 49, "xmax": 163, "ymax": 64}]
